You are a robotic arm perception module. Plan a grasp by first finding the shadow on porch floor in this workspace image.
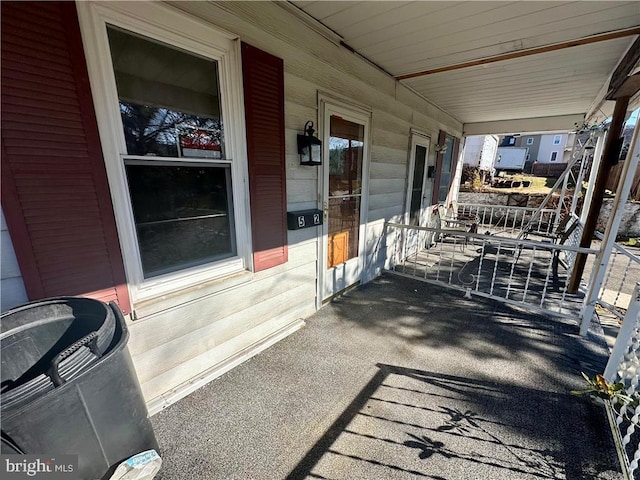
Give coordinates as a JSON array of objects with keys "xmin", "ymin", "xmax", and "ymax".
[{"xmin": 152, "ymin": 274, "xmax": 621, "ymax": 480}]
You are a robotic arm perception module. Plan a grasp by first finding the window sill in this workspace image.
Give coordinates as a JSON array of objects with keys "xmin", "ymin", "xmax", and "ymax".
[{"xmin": 132, "ymin": 268, "xmax": 254, "ymax": 320}]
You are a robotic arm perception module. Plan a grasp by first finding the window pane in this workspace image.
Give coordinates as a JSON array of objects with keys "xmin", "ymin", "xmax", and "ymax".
[
  {"xmin": 328, "ymin": 116, "xmax": 364, "ymax": 196},
  {"xmin": 328, "ymin": 197, "xmax": 360, "ymax": 267},
  {"xmin": 327, "ymin": 115, "xmax": 364, "ymax": 267},
  {"xmin": 107, "ymin": 26, "xmax": 223, "ymax": 158},
  {"xmin": 125, "ymin": 164, "xmax": 235, "ymax": 277}
]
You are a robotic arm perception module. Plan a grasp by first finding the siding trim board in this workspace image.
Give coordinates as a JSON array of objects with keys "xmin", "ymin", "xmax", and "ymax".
[{"xmin": 1, "ymin": 1, "xmax": 131, "ymax": 313}]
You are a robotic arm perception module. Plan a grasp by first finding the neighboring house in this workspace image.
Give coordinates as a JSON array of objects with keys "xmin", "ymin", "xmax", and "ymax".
[
  {"xmin": 462, "ymin": 135, "xmax": 499, "ymax": 171},
  {"xmin": 495, "ymin": 133, "xmax": 576, "ymax": 174},
  {"xmin": 515, "ymin": 133, "xmax": 576, "ymax": 164},
  {"xmin": 0, "ymin": 2, "xmax": 463, "ymax": 412}
]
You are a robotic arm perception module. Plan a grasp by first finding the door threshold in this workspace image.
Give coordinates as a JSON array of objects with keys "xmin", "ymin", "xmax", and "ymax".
[{"xmin": 322, "ymin": 281, "xmax": 361, "ymax": 304}]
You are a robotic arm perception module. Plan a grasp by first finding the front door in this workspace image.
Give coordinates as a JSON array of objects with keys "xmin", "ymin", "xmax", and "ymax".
[
  {"xmin": 321, "ymin": 103, "xmax": 370, "ymax": 301},
  {"xmin": 404, "ymin": 133, "xmax": 433, "ymax": 254}
]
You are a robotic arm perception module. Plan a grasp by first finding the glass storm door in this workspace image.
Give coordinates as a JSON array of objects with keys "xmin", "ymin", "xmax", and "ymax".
[
  {"xmin": 322, "ymin": 107, "xmax": 369, "ymax": 301},
  {"xmin": 404, "ymin": 134, "xmax": 432, "ymax": 254}
]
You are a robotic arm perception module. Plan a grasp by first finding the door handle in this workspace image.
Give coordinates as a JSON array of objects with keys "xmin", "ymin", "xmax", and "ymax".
[{"xmin": 323, "ymin": 201, "xmax": 328, "ymax": 221}]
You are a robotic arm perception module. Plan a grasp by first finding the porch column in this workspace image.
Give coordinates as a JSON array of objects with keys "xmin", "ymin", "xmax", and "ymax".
[
  {"xmin": 579, "ymin": 116, "xmax": 640, "ymax": 336},
  {"xmin": 568, "ymin": 95, "xmax": 630, "ymax": 293}
]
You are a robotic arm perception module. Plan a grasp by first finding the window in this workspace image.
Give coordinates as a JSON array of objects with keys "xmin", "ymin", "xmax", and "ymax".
[
  {"xmin": 526, "ymin": 137, "xmax": 534, "ymax": 145},
  {"xmin": 550, "ymin": 151, "xmax": 558, "ymax": 162},
  {"xmin": 106, "ymin": 26, "xmax": 236, "ymax": 279},
  {"xmin": 77, "ymin": 1, "xmax": 260, "ymax": 300},
  {"xmin": 553, "ymin": 135, "xmax": 562, "ymax": 145}
]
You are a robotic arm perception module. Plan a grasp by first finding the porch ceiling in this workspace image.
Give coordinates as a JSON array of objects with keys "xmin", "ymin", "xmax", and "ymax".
[{"xmin": 290, "ymin": 1, "xmax": 640, "ymax": 129}]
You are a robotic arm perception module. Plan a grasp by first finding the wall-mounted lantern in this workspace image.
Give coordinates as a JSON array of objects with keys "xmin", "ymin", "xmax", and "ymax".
[
  {"xmin": 434, "ymin": 143, "xmax": 448, "ymax": 154},
  {"xmin": 298, "ymin": 121, "xmax": 322, "ymax": 166}
]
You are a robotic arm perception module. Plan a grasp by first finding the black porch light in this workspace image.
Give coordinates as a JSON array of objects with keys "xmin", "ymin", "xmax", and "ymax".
[{"xmin": 298, "ymin": 120, "xmax": 322, "ymax": 166}]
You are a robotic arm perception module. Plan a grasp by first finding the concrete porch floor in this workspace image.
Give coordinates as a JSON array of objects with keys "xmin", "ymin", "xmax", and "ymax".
[{"xmin": 152, "ymin": 274, "xmax": 621, "ymax": 480}]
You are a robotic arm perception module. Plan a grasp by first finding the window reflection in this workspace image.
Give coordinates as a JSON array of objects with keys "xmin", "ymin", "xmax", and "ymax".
[
  {"xmin": 107, "ymin": 25, "xmax": 224, "ymax": 159},
  {"xmin": 119, "ymin": 102, "xmax": 223, "ymax": 158}
]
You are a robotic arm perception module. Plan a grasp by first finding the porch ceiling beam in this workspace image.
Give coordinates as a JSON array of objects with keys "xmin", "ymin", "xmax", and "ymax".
[
  {"xmin": 395, "ymin": 27, "xmax": 640, "ymax": 81},
  {"xmin": 606, "ymin": 37, "xmax": 640, "ymax": 100},
  {"xmin": 463, "ymin": 114, "xmax": 585, "ymax": 136}
]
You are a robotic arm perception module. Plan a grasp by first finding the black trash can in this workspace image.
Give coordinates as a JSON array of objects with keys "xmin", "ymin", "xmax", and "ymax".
[{"xmin": 1, "ymin": 297, "xmax": 159, "ymax": 480}]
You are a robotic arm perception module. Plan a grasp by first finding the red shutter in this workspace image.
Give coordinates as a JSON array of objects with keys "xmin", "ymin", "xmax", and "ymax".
[
  {"xmin": 241, "ymin": 43, "xmax": 288, "ymax": 271},
  {"xmin": 1, "ymin": 2, "xmax": 131, "ymax": 313}
]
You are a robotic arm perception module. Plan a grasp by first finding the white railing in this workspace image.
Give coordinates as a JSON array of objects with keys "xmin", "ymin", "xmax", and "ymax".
[
  {"xmin": 458, "ymin": 203, "xmax": 557, "ymax": 237},
  {"xmin": 386, "ymin": 222, "xmax": 598, "ymax": 321},
  {"xmin": 603, "ymin": 283, "xmax": 640, "ymax": 479},
  {"xmin": 595, "ymin": 232, "xmax": 640, "ymax": 320}
]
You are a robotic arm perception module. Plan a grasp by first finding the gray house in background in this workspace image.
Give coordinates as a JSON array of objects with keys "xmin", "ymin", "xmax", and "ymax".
[{"xmin": 515, "ymin": 133, "xmax": 576, "ymax": 164}]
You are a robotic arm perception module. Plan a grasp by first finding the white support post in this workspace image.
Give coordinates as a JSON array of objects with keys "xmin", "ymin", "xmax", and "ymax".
[
  {"xmin": 448, "ymin": 137, "xmax": 466, "ymax": 205},
  {"xmin": 570, "ymin": 147, "xmax": 590, "ymax": 217},
  {"xmin": 580, "ymin": 131, "xmax": 606, "ymax": 224},
  {"xmin": 604, "ymin": 282, "xmax": 640, "ymax": 382},
  {"xmin": 555, "ymin": 167, "xmax": 571, "ymax": 226},
  {"xmin": 580, "ymin": 122, "xmax": 640, "ymax": 336}
]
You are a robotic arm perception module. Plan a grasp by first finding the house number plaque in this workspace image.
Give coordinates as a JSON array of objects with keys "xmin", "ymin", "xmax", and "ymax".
[{"xmin": 287, "ymin": 209, "xmax": 323, "ymax": 230}]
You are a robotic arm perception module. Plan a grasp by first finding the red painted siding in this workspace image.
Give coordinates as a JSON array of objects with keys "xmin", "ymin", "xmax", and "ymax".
[
  {"xmin": 1, "ymin": 2, "xmax": 131, "ymax": 313},
  {"xmin": 241, "ymin": 43, "xmax": 288, "ymax": 272}
]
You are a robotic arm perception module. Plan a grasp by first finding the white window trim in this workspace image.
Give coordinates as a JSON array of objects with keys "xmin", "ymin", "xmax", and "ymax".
[
  {"xmin": 77, "ymin": 2, "xmax": 251, "ymax": 303},
  {"xmin": 550, "ymin": 151, "xmax": 559, "ymax": 162},
  {"xmin": 553, "ymin": 135, "xmax": 562, "ymax": 145},
  {"xmin": 526, "ymin": 137, "xmax": 534, "ymax": 145}
]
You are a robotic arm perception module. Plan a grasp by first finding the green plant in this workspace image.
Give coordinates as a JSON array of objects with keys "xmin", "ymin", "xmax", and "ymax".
[
  {"xmin": 619, "ymin": 237, "xmax": 639, "ymax": 247},
  {"xmin": 571, "ymin": 372, "xmax": 637, "ymax": 407},
  {"xmin": 470, "ymin": 169, "xmax": 483, "ymax": 192}
]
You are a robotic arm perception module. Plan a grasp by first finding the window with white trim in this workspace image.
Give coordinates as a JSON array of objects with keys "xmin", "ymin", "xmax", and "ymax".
[
  {"xmin": 550, "ymin": 151, "xmax": 558, "ymax": 162},
  {"xmin": 526, "ymin": 137, "xmax": 534, "ymax": 145},
  {"xmin": 106, "ymin": 27, "xmax": 237, "ymax": 279},
  {"xmin": 553, "ymin": 135, "xmax": 562, "ymax": 145},
  {"xmin": 106, "ymin": 26, "xmax": 237, "ymax": 279}
]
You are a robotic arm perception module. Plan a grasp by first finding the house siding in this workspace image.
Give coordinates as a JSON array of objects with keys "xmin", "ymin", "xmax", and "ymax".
[
  {"xmin": 3, "ymin": 0, "xmax": 461, "ymax": 409},
  {"xmin": 516, "ymin": 135, "xmax": 541, "ymax": 162},
  {"xmin": 538, "ymin": 133, "xmax": 569, "ymax": 163}
]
